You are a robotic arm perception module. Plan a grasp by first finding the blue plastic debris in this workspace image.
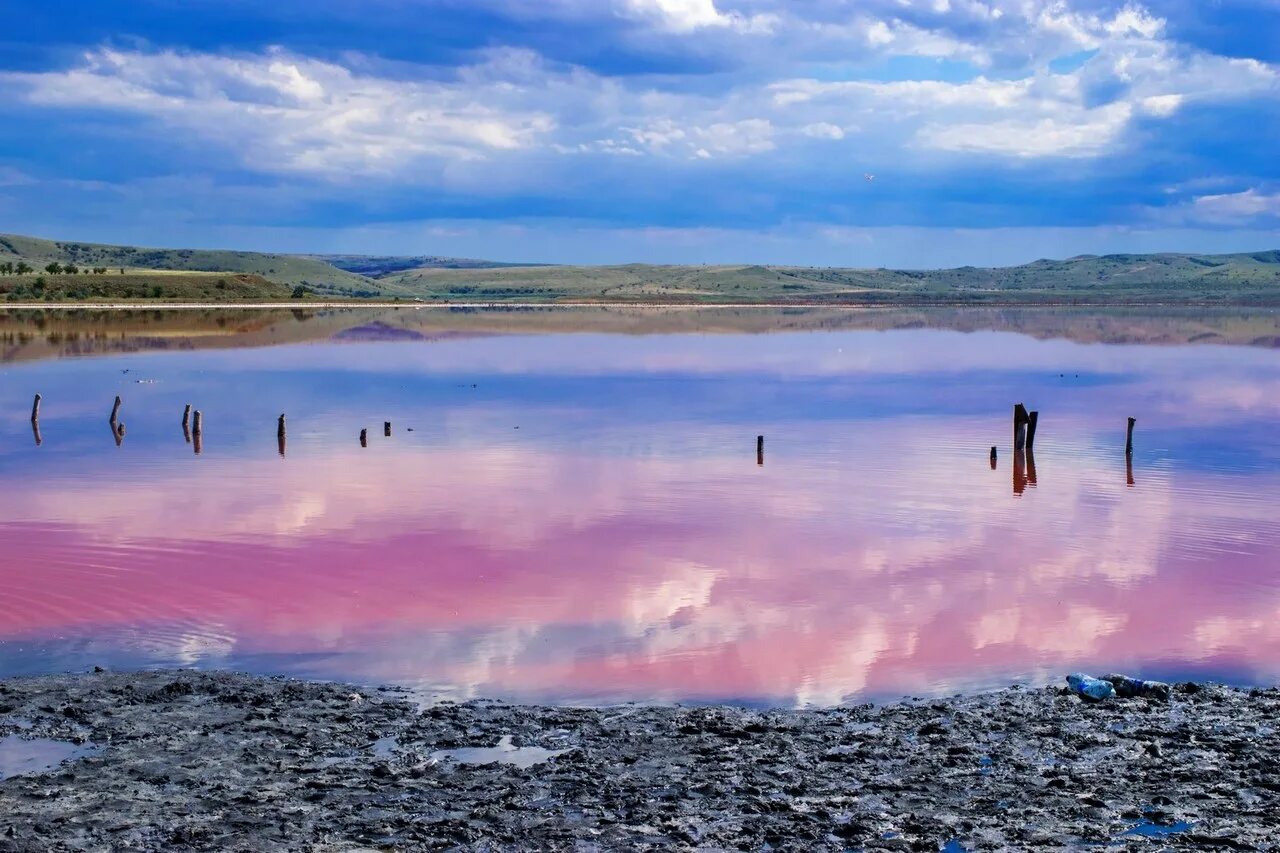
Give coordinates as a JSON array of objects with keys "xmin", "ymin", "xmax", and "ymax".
[{"xmin": 1066, "ymin": 673, "xmax": 1116, "ymax": 702}]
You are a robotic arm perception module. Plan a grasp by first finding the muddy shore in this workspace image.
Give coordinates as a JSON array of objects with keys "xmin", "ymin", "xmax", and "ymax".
[{"xmin": 1, "ymin": 671, "xmax": 1276, "ymax": 851}]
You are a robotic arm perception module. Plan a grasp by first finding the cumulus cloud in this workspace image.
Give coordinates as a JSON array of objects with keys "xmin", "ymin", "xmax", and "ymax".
[
  {"xmin": 4, "ymin": 48, "xmax": 556, "ymax": 180},
  {"xmin": 1191, "ymin": 188, "xmax": 1280, "ymax": 223},
  {"xmin": 0, "ymin": 0, "xmax": 1275, "ymax": 242}
]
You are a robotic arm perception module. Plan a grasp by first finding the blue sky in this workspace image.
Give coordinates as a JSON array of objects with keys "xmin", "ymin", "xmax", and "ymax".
[{"xmin": 0, "ymin": 0, "xmax": 1277, "ymax": 266}]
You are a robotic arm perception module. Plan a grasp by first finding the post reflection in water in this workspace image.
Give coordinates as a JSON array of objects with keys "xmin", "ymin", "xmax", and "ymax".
[{"xmin": 1, "ymin": 309, "xmax": 1279, "ymax": 706}]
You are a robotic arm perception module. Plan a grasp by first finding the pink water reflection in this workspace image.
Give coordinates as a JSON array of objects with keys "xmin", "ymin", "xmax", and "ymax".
[{"xmin": 3, "ymin": 416, "xmax": 1278, "ymax": 704}]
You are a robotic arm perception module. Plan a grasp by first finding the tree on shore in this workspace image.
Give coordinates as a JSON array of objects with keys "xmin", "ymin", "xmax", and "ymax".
[
  {"xmin": 16, "ymin": 262, "xmax": 32, "ymax": 275},
  {"xmin": 45, "ymin": 262, "xmax": 62, "ymax": 274}
]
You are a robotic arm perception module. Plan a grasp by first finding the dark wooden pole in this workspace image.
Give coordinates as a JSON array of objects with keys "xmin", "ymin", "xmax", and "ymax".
[
  {"xmin": 182, "ymin": 404, "xmax": 191, "ymax": 429},
  {"xmin": 990, "ymin": 446, "xmax": 997, "ymax": 469},
  {"xmin": 32, "ymin": 421, "xmax": 42, "ymax": 447},
  {"xmin": 192, "ymin": 410, "xmax": 203, "ymax": 436},
  {"xmin": 1013, "ymin": 403, "xmax": 1029, "ymax": 451},
  {"xmin": 1026, "ymin": 411, "xmax": 1039, "ymax": 451},
  {"xmin": 757, "ymin": 435, "xmax": 764, "ymax": 466},
  {"xmin": 109, "ymin": 395, "xmax": 122, "ymax": 426},
  {"xmin": 360, "ymin": 428, "xmax": 368, "ymax": 447},
  {"xmin": 1126, "ymin": 417, "xmax": 1136, "ymax": 456},
  {"xmin": 384, "ymin": 421, "xmax": 392, "ymax": 437},
  {"xmin": 113, "ymin": 422, "xmax": 126, "ymax": 447},
  {"xmin": 31, "ymin": 394, "xmax": 41, "ymax": 423},
  {"xmin": 278, "ymin": 414, "xmax": 287, "ymax": 438}
]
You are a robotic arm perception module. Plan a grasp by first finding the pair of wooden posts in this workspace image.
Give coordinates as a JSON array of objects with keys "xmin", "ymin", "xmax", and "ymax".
[
  {"xmin": 181, "ymin": 403, "xmax": 204, "ymax": 454},
  {"xmin": 359, "ymin": 422, "xmax": 393, "ymax": 447}
]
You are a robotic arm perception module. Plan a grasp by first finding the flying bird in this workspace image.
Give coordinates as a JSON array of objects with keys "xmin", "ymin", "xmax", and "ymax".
[{"xmin": 864, "ymin": 173, "xmax": 876, "ymax": 182}]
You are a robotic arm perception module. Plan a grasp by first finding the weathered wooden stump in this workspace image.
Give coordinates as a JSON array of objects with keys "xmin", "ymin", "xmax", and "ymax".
[
  {"xmin": 113, "ymin": 422, "xmax": 126, "ymax": 447},
  {"xmin": 31, "ymin": 394, "xmax": 41, "ymax": 423},
  {"xmin": 384, "ymin": 421, "xmax": 392, "ymax": 437},
  {"xmin": 1013, "ymin": 404, "xmax": 1030, "ymax": 451},
  {"xmin": 360, "ymin": 428, "xmax": 368, "ymax": 447},
  {"xmin": 192, "ymin": 410, "xmax": 203, "ymax": 436},
  {"xmin": 757, "ymin": 435, "xmax": 764, "ymax": 466},
  {"xmin": 1126, "ymin": 417, "xmax": 1136, "ymax": 456},
  {"xmin": 278, "ymin": 414, "xmax": 287, "ymax": 438},
  {"xmin": 1026, "ymin": 411, "xmax": 1039, "ymax": 451},
  {"xmin": 182, "ymin": 404, "xmax": 191, "ymax": 429},
  {"xmin": 109, "ymin": 396, "xmax": 122, "ymax": 426},
  {"xmin": 990, "ymin": 446, "xmax": 998, "ymax": 469}
]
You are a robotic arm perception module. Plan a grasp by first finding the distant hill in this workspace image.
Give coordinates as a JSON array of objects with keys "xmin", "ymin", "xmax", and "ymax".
[
  {"xmin": 1, "ymin": 231, "xmax": 1278, "ymax": 304},
  {"xmin": 311, "ymin": 254, "xmax": 542, "ymax": 278},
  {"xmin": 0, "ymin": 233, "xmax": 376, "ymax": 297},
  {"xmin": 376, "ymin": 251, "xmax": 1280, "ymax": 304}
]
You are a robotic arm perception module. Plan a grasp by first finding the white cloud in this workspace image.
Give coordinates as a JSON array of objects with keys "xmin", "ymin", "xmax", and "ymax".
[
  {"xmin": 4, "ymin": 48, "xmax": 555, "ymax": 180},
  {"xmin": 1192, "ymin": 188, "xmax": 1280, "ymax": 223},
  {"xmin": 0, "ymin": 0, "xmax": 1275, "ymax": 183},
  {"xmin": 620, "ymin": 0, "xmax": 776, "ymax": 32}
]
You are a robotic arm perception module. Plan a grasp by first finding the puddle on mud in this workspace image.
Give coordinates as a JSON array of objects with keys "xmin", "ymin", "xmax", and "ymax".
[
  {"xmin": 1126, "ymin": 819, "xmax": 1194, "ymax": 837},
  {"xmin": 0, "ymin": 735, "xmax": 101, "ymax": 781},
  {"xmin": 429, "ymin": 735, "xmax": 571, "ymax": 768}
]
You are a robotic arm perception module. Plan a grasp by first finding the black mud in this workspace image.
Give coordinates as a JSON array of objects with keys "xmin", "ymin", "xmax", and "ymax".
[{"xmin": 1, "ymin": 671, "xmax": 1276, "ymax": 850}]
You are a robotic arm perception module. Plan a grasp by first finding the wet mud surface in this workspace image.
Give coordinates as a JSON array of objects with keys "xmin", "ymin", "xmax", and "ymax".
[{"xmin": 1, "ymin": 670, "xmax": 1276, "ymax": 850}]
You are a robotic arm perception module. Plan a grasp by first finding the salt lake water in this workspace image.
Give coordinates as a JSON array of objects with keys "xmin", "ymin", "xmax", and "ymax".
[{"xmin": 1, "ymin": 306, "xmax": 1278, "ymax": 706}]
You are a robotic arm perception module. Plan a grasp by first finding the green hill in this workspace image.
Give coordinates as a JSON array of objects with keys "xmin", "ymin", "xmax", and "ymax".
[
  {"xmin": 374, "ymin": 251, "xmax": 1280, "ymax": 304},
  {"xmin": 0, "ymin": 233, "xmax": 376, "ymax": 297},
  {"xmin": 1, "ymin": 230, "xmax": 1278, "ymax": 304}
]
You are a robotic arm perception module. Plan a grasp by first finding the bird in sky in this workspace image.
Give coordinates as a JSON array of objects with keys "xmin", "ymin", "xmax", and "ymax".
[{"xmin": 864, "ymin": 173, "xmax": 876, "ymax": 182}]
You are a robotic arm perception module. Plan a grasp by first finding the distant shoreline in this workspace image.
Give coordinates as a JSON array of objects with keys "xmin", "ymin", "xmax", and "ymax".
[{"xmin": 5, "ymin": 299, "xmax": 1280, "ymax": 310}]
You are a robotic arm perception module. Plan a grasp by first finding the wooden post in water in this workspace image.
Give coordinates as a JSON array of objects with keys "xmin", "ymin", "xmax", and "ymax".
[
  {"xmin": 114, "ymin": 421, "xmax": 126, "ymax": 447},
  {"xmin": 278, "ymin": 415, "xmax": 287, "ymax": 458},
  {"xmin": 384, "ymin": 421, "xmax": 392, "ymax": 437},
  {"xmin": 31, "ymin": 394, "xmax": 41, "ymax": 423},
  {"xmin": 278, "ymin": 414, "xmax": 287, "ymax": 438},
  {"xmin": 1013, "ymin": 403, "xmax": 1030, "ymax": 451},
  {"xmin": 1026, "ymin": 411, "xmax": 1039, "ymax": 452},
  {"xmin": 192, "ymin": 410, "xmax": 203, "ymax": 455},
  {"xmin": 32, "ymin": 421, "xmax": 42, "ymax": 447},
  {"xmin": 109, "ymin": 396, "xmax": 122, "ymax": 426},
  {"xmin": 1127, "ymin": 454, "xmax": 1135, "ymax": 487},
  {"xmin": 360, "ymin": 428, "xmax": 368, "ymax": 447},
  {"xmin": 1126, "ymin": 417, "xmax": 1136, "ymax": 457},
  {"xmin": 182, "ymin": 404, "xmax": 191, "ymax": 429},
  {"xmin": 990, "ymin": 446, "xmax": 998, "ymax": 469},
  {"xmin": 1026, "ymin": 448, "xmax": 1038, "ymax": 486},
  {"xmin": 757, "ymin": 435, "xmax": 764, "ymax": 466}
]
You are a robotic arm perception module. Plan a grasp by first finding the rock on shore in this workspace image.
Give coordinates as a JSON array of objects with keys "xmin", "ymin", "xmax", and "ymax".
[{"xmin": 1, "ymin": 670, "xmax": 1277, "ymax": 850}]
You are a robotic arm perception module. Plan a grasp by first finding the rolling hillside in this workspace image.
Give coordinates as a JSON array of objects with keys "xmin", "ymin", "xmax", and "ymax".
[
  {"xmin": 1, "ymin": 230, "xmax": 1278, "ymax": 304},
  {"xmin": 378, "ymin": 251, "xmax": 1280, "ymax": 304},
  {"xmin": 0, "ymin": 233, "xmax": 375, "ymax": 297}
]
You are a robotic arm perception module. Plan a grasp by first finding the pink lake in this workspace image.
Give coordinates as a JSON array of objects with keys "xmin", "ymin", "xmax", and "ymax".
[{"xmin": 1, "ymin": 307, "xmax": 1278, "ymax": 705}]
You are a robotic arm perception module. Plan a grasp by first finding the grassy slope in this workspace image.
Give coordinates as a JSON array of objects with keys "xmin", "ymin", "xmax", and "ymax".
[
  {"xmin": 2, "ymin": 230, "xmax": 1278, "ymax": 304},
  {"xmin": 0, "ymin": 271, "xmax": 297, "ymax": 303},
  {"xmin": 380, "ymin": 251, "xmax": 1280, "ymax": 304},
  {"xmin": 0, "ymin": 233, "xmax": 375, "ymax": 297}
]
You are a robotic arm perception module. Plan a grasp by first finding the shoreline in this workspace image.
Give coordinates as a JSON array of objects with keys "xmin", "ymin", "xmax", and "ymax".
[
  {"xmin": 5, "ymin": 298, "xmax": 1280, "ymax": 310},
  {"xmin": 1, "ymin": 669, "xmax": 1275, "ymax": 850}
]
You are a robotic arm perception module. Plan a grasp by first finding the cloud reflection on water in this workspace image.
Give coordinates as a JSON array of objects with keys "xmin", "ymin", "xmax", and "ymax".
[{"xmin": 0, "ymin": 321, "xmax": 1278, "ymax": 705}]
